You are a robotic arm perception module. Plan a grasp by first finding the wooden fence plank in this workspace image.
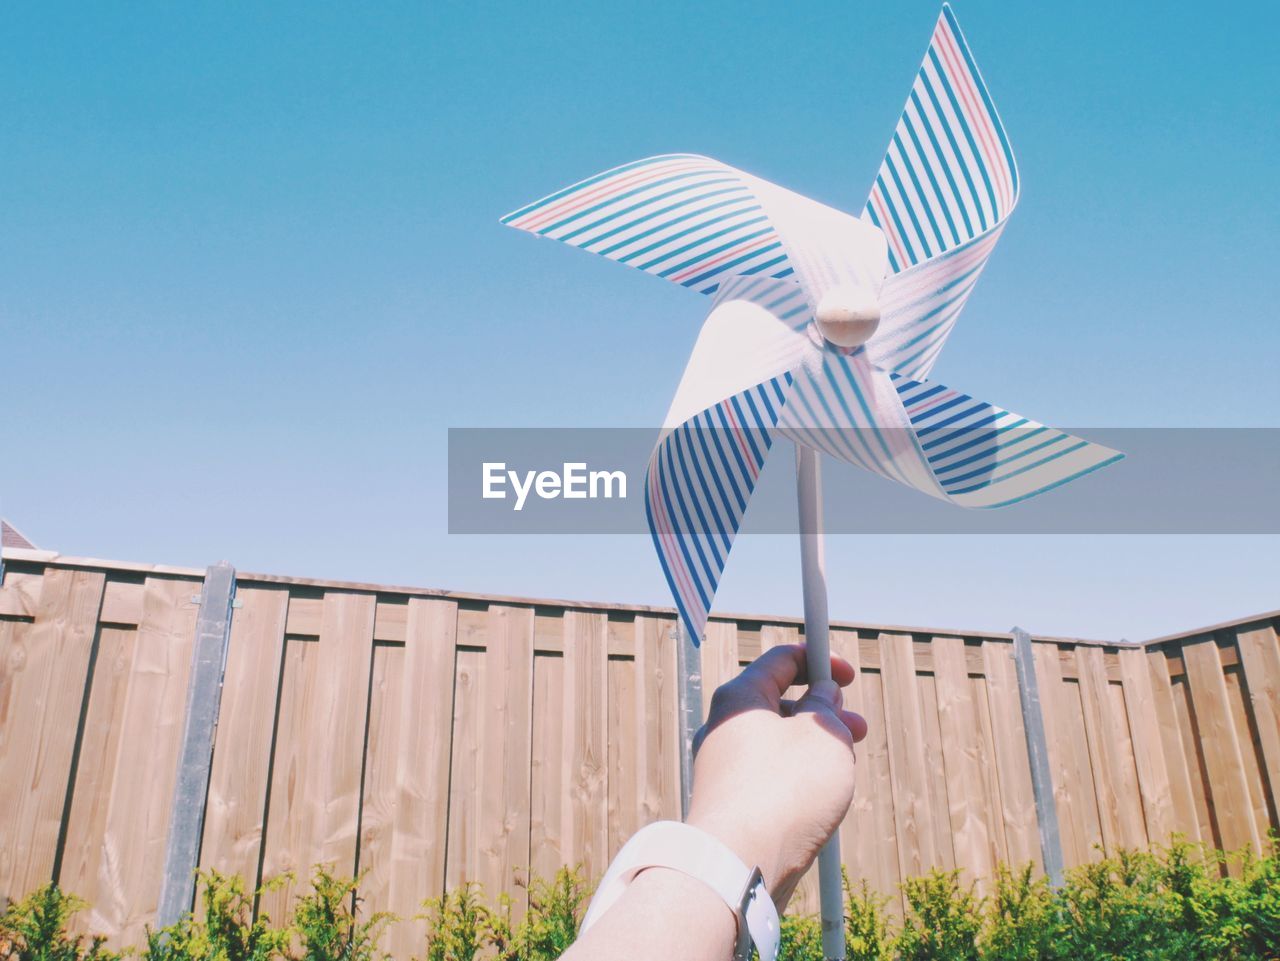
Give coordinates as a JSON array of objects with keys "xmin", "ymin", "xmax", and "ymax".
[
  {"xmin": 94, "ymin": 577, "xmax": 199, "ymax": 945},
  {"xmin": 982, "ymin": 642, "xmax": 1041, "ymax": 871},
  {"xmin": 607, "ymin": 653, "xmax": 639, "ymax": 861},
  {"xmin": 1075, "ymin": 646, "xmax": 1126, "ymax": 853},
  {"xmin": 829, "ymin": 627, "xmax": 865, "ymax": 910},
  {"xmin": 0, "ymin": 568, "xmax": 105, "ymax": 903},
  {"xmin": 1170, "ymin": 673, "xmax": 1218, "ymax": 848},
  {"xmin": 634, "ymin": 615, "xmax": 680, "ymax": 825},
  {"xmin": 200, "ymin": 586, "xmax": 289, "ymax": 891},
  {"xmin": 445, "ymin": 647, "xmax": 485, "ymax": 891},
  {"xmin": 1118, "ymin": 648, "xmax": 1177, "ymax": 845},
  {"xmin": 858, "ymin": 668, "xmax": 902, "ymax": 913},
  {"xmin": 1235, "ymin": 625, "xmax": 1280, "ymax": 814},
  {"xmin": 1105, "ymin": 679, "xmax": 1149, "ymax": 848},
  {"xmin": 933, "ymin": 636, "xmax": 995, "ymax": 889},
  {"xmin": 355, "ymin": 599, "xmax": 457, "ymax": 956},
  {"xmin": 1182, "ymin": 638, "xmax": 1262, "ymax": 857},
  {"xmin": 530, "ymin": 651, "xmax": 566, "ymax": 882},
  {"xmin": 1222, "ymin": 663, "xmax": 1274, "ymax": 840},
  {"xmin": 1145, "ymin": 649, "xmax": 1201, "ymax": 843},
  {"xmin": 563, "ymin": 612, "xmax": 608, "ymax": 883},
  {"xmin": 971, "ymin": 674, "xmax": 1011, "ymax": 867},
  {"xmin": 259, "ymin": 592, "xmax": 375, "ymax": 916},
  {"xmin": 917, "ymin": 673, "xmax": 956, "ymax": 874},
  {"xmin": 701, "ymin": 621, "xmax": 740, "ymax": 716},
  {"xmin": 58, "ymin": 626, "xmax": 134, "ymax": 932},
  {"xmin": 477, "ymin": 605, "xmax": 534, "ymax": 910},
  {"xmin": 1032, "ymin": 643, "xmax": 1094, "ymax": 868},
  {"xmin": 880, "ymin": 633, "xmax": 937, "ymax": 878}
]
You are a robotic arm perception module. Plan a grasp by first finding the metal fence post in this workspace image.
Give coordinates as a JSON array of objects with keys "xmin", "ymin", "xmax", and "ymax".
[
  {"xmin": 675, "ymin": 622, "xmax": 703, "ymax": 820},
  {"xmin": 156, "ymin": 561, "xmax": 237, "ymax": 927},
  {"xmin": 1011, "ymin": 626, "xmax": 1065, "ymax": 887}
]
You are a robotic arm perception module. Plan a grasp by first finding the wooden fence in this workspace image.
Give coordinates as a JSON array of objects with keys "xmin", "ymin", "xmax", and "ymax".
[{"xmin": 0, "ymin": 549, "xmax": 1276, "ymax": 952}]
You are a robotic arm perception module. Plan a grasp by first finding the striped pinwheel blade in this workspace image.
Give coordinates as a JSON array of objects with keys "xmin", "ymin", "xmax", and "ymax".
[
  {"xmin": 892, "ymin": 374, "xmax": 1123, "ymax": 509},
  {"xmin": 863, "ymin": 3, "xmax": 1018, "ymax": 380},
  {"xmin": 646, "ymin": 275, "xmax": 813, "ymax": 644},
  {"xmin": 776, "ymin": 351, "xmax": 1122, "ymax": 509},
  {"xmin": 501, "ymin": 155, "xmax": 887, "ymax": 300}
]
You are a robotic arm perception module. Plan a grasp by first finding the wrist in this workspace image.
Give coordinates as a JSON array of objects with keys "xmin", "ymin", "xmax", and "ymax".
[{"xmin": 684, "ymin": 810, "xmax": 786, "ymax": 893}]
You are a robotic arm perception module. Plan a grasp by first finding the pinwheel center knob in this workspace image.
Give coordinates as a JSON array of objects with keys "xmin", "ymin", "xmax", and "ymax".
[{"xmin": 814, "ymin": 284, "xmax": 881, "ymax": 349}]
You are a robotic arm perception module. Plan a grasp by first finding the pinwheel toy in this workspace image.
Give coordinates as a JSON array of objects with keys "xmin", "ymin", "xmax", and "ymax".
[{"xmin": 502, "ymin": 6, "xmax": 1121, "ymax": 958}]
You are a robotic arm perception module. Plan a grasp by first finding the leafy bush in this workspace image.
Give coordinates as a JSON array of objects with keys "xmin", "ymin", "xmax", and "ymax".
[
  {"xmin": 977, "ymin": 863, "xmax": 1057, "ymax": 961},
  {"xmin": 0, "ymin": 885, "xmax": 117, "ymax": 961},
  {"xmin": 418, "ymin": 884, "xmax": 494, "ymax": 961},
  {"xmin": 895, "ymin": 870, "xmax": 980, "ymax": 961},
  {"xmin": 143, "ymin": 872, "xmax": 290, "ymax": 961},
  {"xmin": 843, "ymin": 873, "xmax": 893, "ymax": 961},
  {"xmin": 290, "ymin": 868, "xmax": 392, "ymax": 961},
  {"xmin": 4, "ymin": 840, "xmax": 1278, "ymax": 961}
]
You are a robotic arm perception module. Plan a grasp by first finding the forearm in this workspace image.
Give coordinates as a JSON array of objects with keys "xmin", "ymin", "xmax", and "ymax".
[{"xmin": 562, "ymin": 867, "xmax": 737, "ymax": 961}]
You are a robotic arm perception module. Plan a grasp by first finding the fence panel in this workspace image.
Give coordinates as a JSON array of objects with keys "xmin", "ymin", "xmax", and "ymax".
[{"xmin": 1, "ymin": 550, "xmax": 1277, "ymax": 952}]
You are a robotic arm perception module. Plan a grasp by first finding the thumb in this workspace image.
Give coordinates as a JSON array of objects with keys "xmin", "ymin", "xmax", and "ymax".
[{"xmin": 795, "ymin": 679, "xmax": 843, "ymax": 714}]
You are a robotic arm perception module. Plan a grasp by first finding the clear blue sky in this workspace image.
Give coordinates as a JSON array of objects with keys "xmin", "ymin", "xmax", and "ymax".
[{"xmin": 3, "ymin": 1, "xmax": 1277, "ymax": 641}]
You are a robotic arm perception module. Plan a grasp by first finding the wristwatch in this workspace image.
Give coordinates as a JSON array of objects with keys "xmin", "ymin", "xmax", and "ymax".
[{"xmin": 579, "ymin": 821, "xmax": 780, "ymax": 961}]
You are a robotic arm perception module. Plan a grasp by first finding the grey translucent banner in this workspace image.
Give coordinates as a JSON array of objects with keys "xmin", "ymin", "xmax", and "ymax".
[{"xmin": 448, "ymin": 428, "xmax": 1280, "ymax": 534}]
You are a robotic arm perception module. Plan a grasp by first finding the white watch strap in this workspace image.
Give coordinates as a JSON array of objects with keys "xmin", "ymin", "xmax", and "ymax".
[{"xmin": 579, "ymin": 821, "xmax": 780, "ymax": 961}]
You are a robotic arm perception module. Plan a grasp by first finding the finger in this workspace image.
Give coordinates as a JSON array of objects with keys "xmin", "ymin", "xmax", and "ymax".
[
  {"xmin": 841, "ymin": 709, "xmax": 869, "ymax": 743},
  {"xmin": 736, "ymin": 645, "xmax": 856, "ymax": 707},
  {"xmin": 794, "ymin": 680, "xmax": 854, "ymax": 745}
]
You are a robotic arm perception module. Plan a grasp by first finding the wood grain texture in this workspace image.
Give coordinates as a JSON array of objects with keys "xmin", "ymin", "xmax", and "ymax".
[
  {"xmin": 358, "ymin": 599, "xmax": 458, "ymax": 955},
  {"xmin": 199, "ymin": 586, "xmax": 289, "ymax": 888},
  {"xmin": 563, "ymin": 611, "xmax": 608, "ymax": 883},
  {"xmin": 1075, "ymin": 646, "xmax": 1127, "ymax": 853},
  {"xmin": 0, "ymin": 568, "xmax": 105, "ymax": 903},
  {"xmin": 259, "ymin": 592, "xmax": 376, "ymax": 918},
  {"xmin": 1145, "ymin": 649, "xmax": 1201, "ymax": 843},
  {"xmin": 981, "ymin": 642, "xmax": 1041, "ymax": 871},
  {"xmin": 1182, "ymin": 638, "xmax": 1262, "ymax": 858},
  {"xmin": 1118, "ymin": 648, "xmax": 1176, "ymax": 845},
  {"xmin": 933, "ymin": 636, "xmax": 996, "ymax": 889},
  {"xmin": 476, "ymin": 606, "xmax": 535, "ymax": 910},
  {"xmin": 879, "ymin": 633, "xmax": 937, "ymax": 878},
  {"xmin": 90, "ymin": 577, "xmax": 199, "ymax": 945},
  {"xmin": 1235, "ymin": 625, "xmax": 1280, "ymax": 818}
]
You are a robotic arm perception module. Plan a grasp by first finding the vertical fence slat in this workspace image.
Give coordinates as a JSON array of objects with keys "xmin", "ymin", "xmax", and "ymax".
[
  {"xmin": 0, "ymin": 568, "xmax": 105, "ymax": 902},
  {"xmin": 982, "ymin": 641, "xmax": 1041, "ymax": 871},
  {"xmin": 880, "ymin": 632, "xmax": 937, "ymax": 878},
  {"xmin": 199, "ymin": 586, "xmax": 288, "ymax": 888},
  {"xmin": 477, "ymin": 605, "xmax": 534, "ymax": 910},
  {"xmin": 1183, "ymin": 637, "xmax": 1262, "ymax": 858},
  {"xmin": 99, "ymin": 577, "xmax": 200, "ymax": 944},
  {"xmin": 607, "ymin": 644, "xmax": 638, "ymax": 860},
  {"xmin": 933, "ymin": 636, "xmax": 996, "ymax": 889},
  {"xmin": 1236, "ymin": 625, "xmax": 1280, "ymax": 809},
  {"xmin": 563, "ymin": 611, "xmax": 608, "ymax": 883},
  {"xmin": 1117, "ymin": 648, "xmax": 1176, "ymax": 845},
  {"xmin": 260, "ymin": 592, "xmax": 375, "ymax": 917},
  {"xmin": 1145, "ymin": 648, "xmax": 1201, "ymax": 843},
  {"xmin": 59, "ymin": 626, "xmax": 134, "ymax": 926},
  {"xmin": 1075, "ymin": 646, "xmax": 1126, "ymax": 853},
  {"xmin": 634, "ymin": 615, "xmax": 680, "ymax": 825}
]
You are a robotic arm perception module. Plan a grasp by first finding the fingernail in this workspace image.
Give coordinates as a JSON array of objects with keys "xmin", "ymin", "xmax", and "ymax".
[{"xmin": 812, "ymin": 679, "xmax": 840, "ymax": 705}]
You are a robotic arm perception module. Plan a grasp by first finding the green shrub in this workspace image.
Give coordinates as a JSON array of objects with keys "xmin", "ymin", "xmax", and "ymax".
[
  {"xmin": 3, "ymin": 840, "xmax": 1278, "ymax": 961},
  {"xmin": 144, "ymin": 871, "xmax": 290, "ymax": 961},
  {"xmin": 291, "ymin": 868, "xmax": 392, "ymax": 961},
  {"xmin": 418, "ymin": 884, "xmax": 494, "ymax": 961},
  {"xmin": 843, "ymin": 872, "xmax": 893, "ymax": 961},
  {"xmin": 0, "ymin": 885, "xmax": 117, "ymax": 961},
  {"xmin": 979, "ymin": 863, "xmax": 1059, "ymax": 961},
  {"xmin": 895, "ymin": 870, "xmax": 980, "ymax": 961}
]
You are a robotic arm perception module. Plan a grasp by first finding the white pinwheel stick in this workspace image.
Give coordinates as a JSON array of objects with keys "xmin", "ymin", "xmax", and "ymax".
[{"xmin": 795, "ymin": 442, "xmax": 844, "ymax": 961}]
